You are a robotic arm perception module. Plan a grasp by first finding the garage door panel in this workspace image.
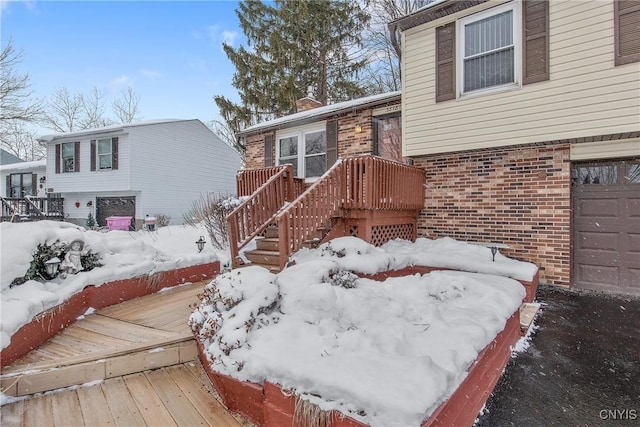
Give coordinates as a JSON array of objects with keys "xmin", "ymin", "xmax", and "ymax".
[
  {"xmin": 572, "ymin": 159, "xmax": 640, "ymax": 295},
  {"xmin": 628, "ymin": 233, "xmax": 640, "ymax": 254},
  {"xmin": 575, "ymin": 263, "xmax": 619, "ymax": 286},
  {"xmin": 576, "ymin": 198, "xmax": 619, "ymax": 218},
  {"xmin": 628, "ymin": 198, "xmax": 640, "ymax": 218},
  {"xmin": 576, "ymin": 231, "xmax": 619, "ymax": 252}
]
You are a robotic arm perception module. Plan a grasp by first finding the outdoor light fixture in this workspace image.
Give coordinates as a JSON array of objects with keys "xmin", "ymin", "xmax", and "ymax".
[
  {"xmin": 45, "ymin": 257, "xmax": 61, "ymax": 278},
  {"xmin": 354, "ymin": 124, "xmax": 363, "ymax": 133},
  {"xmin": 196, "ymin": 236, "xmax": 206, "ymax": 253},
  {"xmin": 490, "ymin": 246, "xmax": 498, "ymax": 262}
]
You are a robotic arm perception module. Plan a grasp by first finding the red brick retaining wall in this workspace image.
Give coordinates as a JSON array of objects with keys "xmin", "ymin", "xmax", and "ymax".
[
  {"xmin": 196, "ymin": 265, "xmax": 531, "ymax": 427},
  {"xmin": 1, "ymin": 262, "xmax": 219, "ymax": 366}
]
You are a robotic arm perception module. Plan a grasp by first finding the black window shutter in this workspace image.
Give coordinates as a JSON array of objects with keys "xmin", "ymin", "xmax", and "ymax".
[
  {"xmin": 436, "ymin": 22, "xmax": 456, "ymax": 102},
  {"xmin": 523, "ymin": 0, "xmax": 550, "ymax": 84},
  {"xmin": 112, "ymin": 137, "xmax": 119, "ymax": 170},
  {"xmin": 6, "ymin": 175, "xmax": 10, "ymax": 197},
  {"xmin": 90, "ymin": 140, "xmax": 96, "ymax": 171},
  {"xmin": 55, "ymin": 144, "xmax": 61, "ymax": 174},
  {"xmin": 264, "ymin": 134, "xmax": 274, "ymax": 167},
  {"xmin": 326, "ymin": 120, "xmax": 338, "ymax": 168},
  {"xmin": 74, "ymin": 141, "xmax": 80, "ymax": 172},
  {"xmin": 614, "ymin": 0, "xmax": 640, "ymax": 66},
  {"xmin": 32, "ymin": 174, "xmax": 37, "ymax": 195}
]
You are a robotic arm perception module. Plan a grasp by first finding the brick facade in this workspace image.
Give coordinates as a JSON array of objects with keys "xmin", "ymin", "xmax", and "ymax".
[
  {"xmin": 245, "ymin": 132, "xmax": 274, "ymax": 170},
  {"xmin": 413, "ymin": 143, "xmax": 572, "ymax": 287}
]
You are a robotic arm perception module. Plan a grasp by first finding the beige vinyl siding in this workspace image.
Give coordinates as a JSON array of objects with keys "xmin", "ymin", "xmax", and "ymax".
[
  {"xmin": 570, "ymin": 138, "xmax": 640, "ymax": 161},
  {"xmin": 402, "ymin": 0, "xmax": 640, "ymax": 156}
]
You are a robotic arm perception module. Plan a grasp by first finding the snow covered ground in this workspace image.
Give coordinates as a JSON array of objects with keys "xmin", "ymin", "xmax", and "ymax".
[
  {"xmin": 191, "ymin": 237, "xmax": 537, "ymax": 427},
  {"xmin": 0, "ymin": 221, "xmax": 223, "ymax": 351}
]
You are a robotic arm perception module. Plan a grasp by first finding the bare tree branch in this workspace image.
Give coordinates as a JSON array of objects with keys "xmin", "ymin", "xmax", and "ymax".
[
  {"xmin": 0, "ymin": 40, "xmax": 43, "ymax": 145},
  {"xmin": 112, "ymin": 86, "xmax": 142, "ymax": 123}
]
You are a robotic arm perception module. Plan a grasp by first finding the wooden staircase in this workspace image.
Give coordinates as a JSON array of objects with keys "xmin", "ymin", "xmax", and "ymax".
[
  {"xmin": 227, "ymin": 156, "xmax": 426, "ymax": 272},
  {"xmin": 243, "ymin": 224, "xmax": 330, "ymax": 273}
]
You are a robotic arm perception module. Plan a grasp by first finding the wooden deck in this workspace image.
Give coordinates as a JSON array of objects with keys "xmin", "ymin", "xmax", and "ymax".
[
  {"xmin": 0, "ymin": 362, "xmax": 252, "ymax": 427},
  {"xmin": 1, "ymin": 280, "xmax": 254, "ymax": 426}
]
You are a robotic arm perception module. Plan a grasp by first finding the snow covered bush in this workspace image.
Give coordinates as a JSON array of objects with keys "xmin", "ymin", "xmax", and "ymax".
[
  {"xmin": 189, "ymin": 266, "xmax": 280, "ymax": 370},
  {"xmin": 183, "ymin": 193, "xmax": 248, "ymax": 249},
  {"xmin": 10, "ymin": 240, "xmax": 102, "ymax": 288}
]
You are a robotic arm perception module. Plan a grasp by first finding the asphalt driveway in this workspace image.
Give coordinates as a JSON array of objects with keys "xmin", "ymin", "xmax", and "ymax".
[{"xmin": 476, "ymin": 285, "xmax": 640, "ymax": 427}]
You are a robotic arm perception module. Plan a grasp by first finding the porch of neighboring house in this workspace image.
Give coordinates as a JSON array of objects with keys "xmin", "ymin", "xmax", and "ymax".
[
  {"xmin": 0, "ymin": 196, "xmax": 64, "ymax": 223},
  {"xmin": 227, "ymin": 155, "xmax": 426, "ymax": 272}
]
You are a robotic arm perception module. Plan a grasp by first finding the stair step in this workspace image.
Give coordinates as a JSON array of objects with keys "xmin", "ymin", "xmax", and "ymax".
[
  {"xmin": 256, "ymin": 237, "xmax": 280, "ymax": 251},
  {"xmin": 245, "ymin": 249, "xmax": 280, "ymax": 266},
  {"xmin": 264, "ymin": 227, "xmax": 279, "ymax": 238}
]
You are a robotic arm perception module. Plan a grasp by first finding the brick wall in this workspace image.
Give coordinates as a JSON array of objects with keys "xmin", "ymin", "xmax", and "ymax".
[
  {"xmin": 337, "ymin": 110, "xmax": 374, "ymax": 157},
  {"xmin": 245, "ymin": 131, "xmax": 275, "ymax": 170},
  {"xmin": 413, "ymin": 143, "xmax": 571, "ymax": 287}
]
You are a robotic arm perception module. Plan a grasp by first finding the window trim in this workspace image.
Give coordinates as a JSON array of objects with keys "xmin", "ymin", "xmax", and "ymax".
[
  {"xmin": 61, "ymin": 142, "xmax": 77, "ymax": 173},
  {"xmin": 456, "ymin": 1, "xmax": 522, "ymax": 99},
  {"xmin": 275, "ymin": 122, "xmax": 327, "ymax": 179},
  {"xmin": 8, "ymin": 173, "xmax": 34, "ymax": 197},
  {"xmin": 97, "ymin": 138, "xmax": 113, "ymax": 170}
]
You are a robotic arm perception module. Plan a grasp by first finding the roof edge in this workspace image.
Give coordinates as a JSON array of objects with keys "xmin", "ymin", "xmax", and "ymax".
[
  {"xmin": 238, "ymin": 91, "xmax": 401, "ymax": 136},
  {"xmin": 390, "ymin": 0, "xmax": 489, "ymax": 32}
]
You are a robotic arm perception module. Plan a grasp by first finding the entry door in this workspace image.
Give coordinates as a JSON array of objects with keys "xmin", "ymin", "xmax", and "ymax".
[{"xmin": 572, "ymin": 159, "xmax": 640, "ymax": 295}]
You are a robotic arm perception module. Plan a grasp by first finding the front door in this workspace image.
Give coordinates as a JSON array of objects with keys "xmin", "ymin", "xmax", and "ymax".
[{"xmin": 572, "ymin": 159, "xmax": 640, "ymax": 295}]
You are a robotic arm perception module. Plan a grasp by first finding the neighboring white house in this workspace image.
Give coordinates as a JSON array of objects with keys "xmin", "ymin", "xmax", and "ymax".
[
  {"xmin": 1, "ymin": 159, "xmax": 47, "ymax": 198},
  {"xmin": 37, "ymin": 119, "xmax": 241, "ymax": 228}
]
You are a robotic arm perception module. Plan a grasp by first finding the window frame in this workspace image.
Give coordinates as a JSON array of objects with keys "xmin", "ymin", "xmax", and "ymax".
[
  {"xmin": 97, "ymin": 138, "xmax": 113, "ymax": 170},
  {"xmin": 9, "ymin": 173, "xmax": 34, "ymax": 197},
  {"xmin": 456, "ymin": 1, "xmax": 522, "ymax": 99},
  {"xmin": 276, "ymin": 123, "xmax": 327, "ymax": 179},
  {"xmin": 61, "ymin": 142, "xmax": 76, "ymax": 173}
]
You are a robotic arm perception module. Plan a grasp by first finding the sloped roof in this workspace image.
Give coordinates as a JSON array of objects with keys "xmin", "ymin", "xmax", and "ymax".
[
  {"xmin": 1, "ymin": 149, "xmax": 24, "ymax": 165},
  {"xmin": 238, "ymin": 91, "xmax": 401, "ymax": 136},
  {"xmin": 36, "ymin": 119, "xmax": 189, "ymax": 143}
]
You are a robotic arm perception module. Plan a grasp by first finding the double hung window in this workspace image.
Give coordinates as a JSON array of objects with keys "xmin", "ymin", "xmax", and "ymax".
[
  {"xmin": 97, "ymin": 138, "xmax": 113, "ymax": 169},
  {"xmin": 458, "ymin": 2, "xmax": 520, "ymax": 95},
  {"xmin": 61, "ymin": 142, "xmax": 76, "ymax": 173},
  {"xmin": 277, "ymin": 125, "xmax": 327, "ymax": 178}
]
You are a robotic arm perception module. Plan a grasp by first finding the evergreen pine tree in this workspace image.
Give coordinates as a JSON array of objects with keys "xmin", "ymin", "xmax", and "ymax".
[
  {"xmin": 214, "ymin": 0, "xmax": 370, "ymax": 146},
  {"xmin": 86, "ymin": 212, "xmax": 96, "ymax": 229}
]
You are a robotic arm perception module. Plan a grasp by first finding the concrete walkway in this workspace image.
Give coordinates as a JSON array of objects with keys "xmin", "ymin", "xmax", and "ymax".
[{"xmin": 477, "ymin": 285, "xmax": 640, "ymax": 426}]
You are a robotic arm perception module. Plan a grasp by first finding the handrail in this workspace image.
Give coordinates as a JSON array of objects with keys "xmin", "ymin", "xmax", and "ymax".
[
  {"xmin": 236, "ymin": 166, "xmax": 288, "ymax": 197},
  {"xmin": 227, "ymin": 165, "xmax": 294, "ymax": 267},
  {"xmin": 275, "ymin": 155, "xmax": 425, "ymax": 268},
  {"xmin": 0, "ymin": 197, "xmax": 65, "ymax": 222}
]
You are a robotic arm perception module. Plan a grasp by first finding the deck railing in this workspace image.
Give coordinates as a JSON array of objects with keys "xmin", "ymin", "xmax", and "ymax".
[
  {"xmin": 1, "ymin": 197, "xmax": 65, "ymax": 222},
  {"xmin": 227, "ymin": 165, "xmax": 297, "ymax": 266},
  {"xmin": 276, "ymin": 155, "xmax": 425, "ymax": 268}
]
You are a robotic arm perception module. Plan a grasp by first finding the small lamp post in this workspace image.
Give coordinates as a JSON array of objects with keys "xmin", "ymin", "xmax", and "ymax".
[
  {"xmin": 45, "ymin": 257, "xmax": 61, "ymax": 278},
  {"xmin": 196, "ymin": 236, "xmax": 206, "ymax": 253},
  {"xmin": 490, "ymin": 246, "xmax": 498, "ymax": 262}
]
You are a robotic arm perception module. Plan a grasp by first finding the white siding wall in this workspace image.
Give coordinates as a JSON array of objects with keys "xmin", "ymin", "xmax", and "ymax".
[
  {"xmin": 128, "ymin": 120, "xmax": 241, "ymax": 224},
  {"xmin": 45, "ymin": 133, "xmax": 131, "ymax": 193},
  {"xmin": 402, "ymin": 0, "xmax": 640, "ymax": 156}
]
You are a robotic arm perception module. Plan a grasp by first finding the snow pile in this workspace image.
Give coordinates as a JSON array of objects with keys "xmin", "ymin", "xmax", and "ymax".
[
  {"xmin": 1, "ymin": 221, "xmax": 220, "ymax": 350},
  {"xmin": 191, "ymin": 241, "xmax": 528, "ymax": 427},
  {"xmin": 292, "ymin": 236, "xmax": 538, "ymax": 281}
]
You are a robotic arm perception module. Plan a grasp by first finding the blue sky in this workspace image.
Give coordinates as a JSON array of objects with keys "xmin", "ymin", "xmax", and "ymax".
[{"xmin": 1, "ymin": 0, "xmax": 244, "ymax": 134}]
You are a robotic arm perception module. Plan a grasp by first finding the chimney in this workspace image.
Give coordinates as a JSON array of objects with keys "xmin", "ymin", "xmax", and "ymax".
[{"xmin": 295, "ymin": 86, "xmax": 323, "ymax": 112}]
